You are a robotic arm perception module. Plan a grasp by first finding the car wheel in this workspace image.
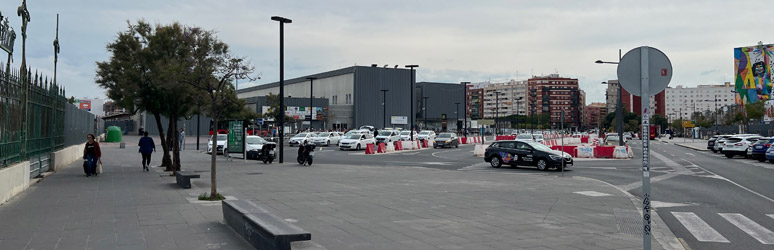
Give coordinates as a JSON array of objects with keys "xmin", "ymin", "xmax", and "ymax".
[
  {"xmin": 356, "ymin": 144, "xmax": 361, "ymax": 150},
  {"xmin": 340, "ymin": 148, "xmax": 344, "ymax": 151},
  {"xmin": 536, "ymin": 159, "xmax": 548, "ymax": 171},
  {"xmin": 769, "ymin": 159, "xmax": 774, "ymax": 163},
  {"xmin": 490, "ymin": 157, "xmax": 502, "ymax": 168},
  {"xmin": 711, "ymin": 150, "xmax": 717, "ymax": 153},
  {"xmin": 327, "ymin": 140, "xmax": 330, "ymax": 146},
  {"xmin": 725, "ymin": 154, "xmax": 733, "ymax": 158}
]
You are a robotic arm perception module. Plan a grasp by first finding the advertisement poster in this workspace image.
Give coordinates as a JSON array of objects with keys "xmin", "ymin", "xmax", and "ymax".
[
  {"xmin": 765, "ymin": 100, "xmax": 774, "ymax": 123},
  {"xmin": 391, "ymin": 116, "xmax": 408, "ymax": 124},
  {"xmin": 734, "ymin": 44, "xmax": 774, "ymax": 105},
  {"xmin": 262, "ymin": 106, "xmax": 324, "ymax": 120},
  {"xmin": 79, "ymin": 100, "xmax": 92, "ymax": 111}
]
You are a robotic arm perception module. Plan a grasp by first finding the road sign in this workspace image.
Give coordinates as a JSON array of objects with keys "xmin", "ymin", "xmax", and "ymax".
[
  {"xmin": 617, "ymin": 46, "xmax": 673, "ymax": 250},
  {"xmin": 257, "ymin": 118, "xmax": 264, "ymax": 126},
  {"xmin": 682, "ymin": 121, "xmax": 695, "ymax": 128},
  {"xmin": 617, "ymin": 46, "xmax": 673, "ymax": 97}
]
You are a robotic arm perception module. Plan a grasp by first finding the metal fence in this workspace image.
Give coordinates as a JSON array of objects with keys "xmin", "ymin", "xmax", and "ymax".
[{"xmin": 1, "ymin": 63, "xmax": 100, "ymax": 177}]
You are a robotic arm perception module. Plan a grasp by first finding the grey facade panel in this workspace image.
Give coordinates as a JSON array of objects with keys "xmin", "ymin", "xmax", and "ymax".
[
  {"xmin": 237, "ymin": 67, "xmax": 357, "ymax": 93},
  {"xmin": 353, "ymin": 66, "xmax": 414, "ymax": 129},
  {"xmin": 416, "ymin": 82, "xmax": 466, "ymax": 120}
]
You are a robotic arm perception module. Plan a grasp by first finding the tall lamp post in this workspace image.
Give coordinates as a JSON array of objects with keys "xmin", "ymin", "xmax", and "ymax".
[
  {"xmin": 495, "ymin": 91, "xmax": 501, "ymax": 135},
  {"xmin": 596, "ymin": 50, "xmax": 625, "ymax": 146},
  {"xmin": 422, "ymin": 96, "xmax": 430, "ymax": 130},
  {"xmin": 454, "ymin": 102, "xmax": 460, "ymax": 133},
  {"xmin": 461, "ymin": 82, "xmax": 470, "ymax": 136},
  {"xmin": 515, "ymin": 97, "xmax": 523, "ymax": 131},
  {"xmin": 406, "ymin": 65, "xmax": 419, "ymax": 140},
  {"xmin": 381, "ymin": 89, "xmax": 388, "ymax": 129},
  {"xmin": 271, "ymin": 16, "xmax": 292, "ymax": 163},
  {"xmin": 307, "ymin": 77, "xmax": 317, "ymax": 130}
]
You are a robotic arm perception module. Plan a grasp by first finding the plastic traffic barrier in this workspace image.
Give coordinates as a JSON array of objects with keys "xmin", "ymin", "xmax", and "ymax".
[
  {"xmin": 551, "ymin": 145, "xmax": 578, "ymax": 157},
  {"xmin": 414, "ymin": 140, "xmax": 421, "ymax": 149},
  {"xmin": 473, "ymin": 144, "xmax": 488, "ymax": 157},
  {"xmin": 593, "ymin": 146, "xmax": 616, "ymax": 158},
  {"xmin": 377, "ymin": 143, "xmax": 387, "ymax": 153},
  {"xmin": 386, "ymin": 142, "xmax": 395, "ymax": 152},
  {"xmin": 365, "ymin": 143, "xmax": 376, "ymax": 154},
  {"xmin": 613, "ymin": 146, "xmax": 628, "ymax": 159},
  {"xmin": 421, "ymin": 140, "xmax": 428, "ymax": 148},
  {"xmin": 401, "ymin": 141, "xmax": 414, "ymax": 150},
  {"xmin": 576, "ymin": 146, "xmax": 594, "ymax": 158},
  {"xmin": 394, "ymin": 141, "xmax": 403, "ymax": 151},
  {"xmin": 461, "ymin": 137, "xmax": 467, "ymax": 144}
]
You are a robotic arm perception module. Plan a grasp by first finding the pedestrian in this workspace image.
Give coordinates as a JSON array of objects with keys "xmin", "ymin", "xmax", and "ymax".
[
  {"xmin": 179, "ymin": 128, "xmax": 185, "ymax": 150},
  {"xmin": 83, "ymin": 134, "xmax": 102, "ymax": 177},
  {"xmin": 138, "ymin": 131, "xmax": 156, "ymax": 172}
]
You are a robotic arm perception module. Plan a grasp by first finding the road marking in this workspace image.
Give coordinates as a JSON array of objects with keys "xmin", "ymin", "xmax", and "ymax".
[
  {"xmin": 719, "ymin": 213, "xmax": 774, "ymax": 244},
  {"xmin": 585, "ymin": 167, "xmax": 617, "ymax": 170},
  {"xmin": 683, "ymin": 159, "xmax": 774, "ymax": 204},
  {"xmin": 573, "ymin": 191, "xmax": 612, "ymax": 197},
  {"xmin": 671, "ymin": 212, "xmax": 729, "ymax": 243},
  {"xmin": 685, "ymin": 153, "xmax": 695, "ymax": 156},
  {"xmin": 651, "ymin": 201, "xmax": 693, "ymax": 208},
  {"xmin": 670, "ymin": 154, "xmax": 676, "ymax": 156},
  {"xmin": 768, "ymin": 214, "xmax": 774, "ymax": 220}
]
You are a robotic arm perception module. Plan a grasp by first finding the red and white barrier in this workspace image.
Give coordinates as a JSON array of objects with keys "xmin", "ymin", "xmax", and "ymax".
[{"xmin": 365, "ymin": 143, "xmax": 376, "ymax": 154}]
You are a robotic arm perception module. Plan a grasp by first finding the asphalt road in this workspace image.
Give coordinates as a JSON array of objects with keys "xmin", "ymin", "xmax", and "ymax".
[{"xmin": 226, "ymin": 139, "xmax": 774, "ymax": 250}]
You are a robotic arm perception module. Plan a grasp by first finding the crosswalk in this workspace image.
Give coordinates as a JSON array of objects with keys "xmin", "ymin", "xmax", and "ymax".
[{"xmin": 671, "ymin": 211, "xmax": 774, "ymax": 245}]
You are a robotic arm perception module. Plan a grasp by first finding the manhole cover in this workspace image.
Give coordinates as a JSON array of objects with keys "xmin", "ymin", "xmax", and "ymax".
[{"xmin": 613, "ymin": 208, "xmax": 642, "ymax": 236}]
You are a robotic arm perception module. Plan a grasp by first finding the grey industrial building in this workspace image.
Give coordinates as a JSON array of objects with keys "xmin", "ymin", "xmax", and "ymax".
[{"xmin": 237, "ymin": 66, "xmax": 465, "ymax": 131}]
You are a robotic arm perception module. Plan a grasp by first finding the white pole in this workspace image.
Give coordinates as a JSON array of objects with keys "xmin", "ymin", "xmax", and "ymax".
[{"xmin": 640, "ymin": 47, "xmax": 652, "ymax": 250}]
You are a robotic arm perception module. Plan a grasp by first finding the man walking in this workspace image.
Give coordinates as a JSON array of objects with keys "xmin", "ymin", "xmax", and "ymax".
[
  {"xmin": 179, "ymin": 128, "xmax": 185, "ymax": 150},
  {"xmin": 139, "ymin": 132, "xmax": 156, "ymax": 172}
]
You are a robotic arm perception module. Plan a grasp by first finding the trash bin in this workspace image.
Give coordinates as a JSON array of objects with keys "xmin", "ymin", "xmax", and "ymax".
[{"xmin": 106, "ymin": 126, "xmax": 122, "ymax": 142}]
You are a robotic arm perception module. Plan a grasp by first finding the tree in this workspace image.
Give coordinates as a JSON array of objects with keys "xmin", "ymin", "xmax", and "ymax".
[
  {"xmin": 746, "ymin": 101, "xmax": 765, "ymax": 121},
  {"xmin": 262, "ymin": 92, "xmax": 295, "ymax": 122},
  {"xmin": 181, "ymin": 27, "xmax": 255, "ymax": 200},
  {"xmin": 651, "ymin": 114, "xmax": 668, "ymax": 130},
  {"xmin": 68, "ymin": 96, "xmax": 75, "ymax": 104},
  {"xmin": 671, "ymin": 118, "xmax": 683, "ymax": 131},
  {"xmin": 96, "ymin": 21, "xmax": 199, "ymax": 172}
]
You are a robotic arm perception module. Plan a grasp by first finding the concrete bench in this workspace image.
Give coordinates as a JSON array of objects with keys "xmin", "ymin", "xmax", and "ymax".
[
  {"xmin": 175, "ymin": 171, "xmax": 200, "ymax": 189},
  {"xmin": 223, "ymin": 200, "xmax": 311, "ymax": 250}
]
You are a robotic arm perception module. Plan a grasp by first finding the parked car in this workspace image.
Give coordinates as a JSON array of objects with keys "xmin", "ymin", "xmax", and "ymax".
[
  {"xmin": 311, "ymin": 132, "xmax": 341, "ymax": 146},
  {"xmin": 434, "ymin": 133, "xmax": 459, "ymax": 148},
  {"xmin": 375, "ymin": 130, "xmax": 401, "ymax": 144},
  {"xmin": 207, "ymin": 134, "xmax": 228, "ymax": 154},
  {"xmin": 515, "ymin": 134, "xmax": 534, "ymax": 142},
  {"xmin": 417, "ymin": 130, "xmax": 436, "ymax": 141},
  {"xmin": 603, "ymin": 134, "xmax": 626, "ymax": 146},
  {"xmin": 339, "ymin": 134, "xmax": 375, "ymax": 150},
  {"xmin": 765, "ymin": 145, "xmax": 774, "ymax": 163},
  {"xmin": 712, "ymin": 135, "xmax": 734, "ymax": 153},
  {"xmin": 749, "ymin": 137, "xmax": 773, "ymax": 161},
  {"xmin": 245, "ymin": 136, "xmax": 276, "ymax": 159},
  {"xmin": 623, "ymin": 132, "xmax": 633, "ymax": 141},
  {"xmin": 289, "ymin": 133, "xmax": 315, "ymax": 147},
  {"xmin": 399, "ymin": 131, "xmax": 418, "ymax": 141},
  {"xmin": 707, "ymin": 135, "xmax": 719, "ymax": 151},
  {"xmin": 532, "ymin": 134, "xmax": 545, "ymax": 143},
  {"xmin": 484, "ymin": 140, "xmax": 573, "ymax": 171},
  {"xmin": 721, "ymin": 136, "xmax": 761, "ymax": 158}
]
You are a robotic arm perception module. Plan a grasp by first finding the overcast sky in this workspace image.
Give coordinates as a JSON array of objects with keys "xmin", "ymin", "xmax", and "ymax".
[{"xmin": 0, "ymin": 0, "xmax": 769, "ymax": 104}]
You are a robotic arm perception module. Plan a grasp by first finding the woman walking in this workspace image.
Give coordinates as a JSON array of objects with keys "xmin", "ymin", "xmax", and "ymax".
[
  {"xmin": 83, "ymin": 134, "xmax": 102, "ymax": 177},
  {"xmin": 138, "ymin": 131, "xmax": 156, "ymax": 172}
]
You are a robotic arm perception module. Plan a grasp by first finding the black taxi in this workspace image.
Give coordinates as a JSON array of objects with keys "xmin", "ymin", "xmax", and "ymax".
[{"xmin": 484, "ymin": 140, "xmax": 572, "ymax": 171}]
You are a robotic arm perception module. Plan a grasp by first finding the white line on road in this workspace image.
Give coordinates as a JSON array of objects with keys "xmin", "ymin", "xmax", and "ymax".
[
  {"xmin": 683, "ymin": 159, "xmax": 774, "ymax": 204},
  {"xmin": 719, "ymin": 213, "xmax": 774, "ymax": 244},
  {"xmin": 671, "ymin": 212, "xmax": 729, "ymax": 243},
  {"xmin": 573, "ymin": 191, "xmax": 612, "ymax": 197},
  {"xmin": 768, "ymin": 214, "xmax": 774, "ymax": 220},
  {"xmin": 685, "ymin": 153, "xmax": 695, "ymax": 157}
]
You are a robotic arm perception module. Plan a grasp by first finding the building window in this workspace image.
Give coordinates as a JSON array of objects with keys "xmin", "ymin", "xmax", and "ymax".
[{"xmin": 332, "ymin": 95, "xmax": 338, "ymax": 105}]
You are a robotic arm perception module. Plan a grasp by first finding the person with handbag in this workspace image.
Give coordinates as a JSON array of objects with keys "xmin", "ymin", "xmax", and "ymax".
[
  {"xmin": 138, "ymin": 131, "xmax": 156, "ymax": 172},
  {"xmin": 83, "ymin": 134, "xmax": 102, "ymax": 177}
]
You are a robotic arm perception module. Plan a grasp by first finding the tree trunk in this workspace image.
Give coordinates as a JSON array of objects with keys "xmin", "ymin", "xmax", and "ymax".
[
  {"xmin": 154, "ymin": 112, "xmax": 172, "ymax": 169},
  {"xmin": 165, "ymin": 119, "xmax": 175, "ymax": 171},
  {"xmin": 210, "ymin": 118, "xmax": 218, "ymax": 199}
]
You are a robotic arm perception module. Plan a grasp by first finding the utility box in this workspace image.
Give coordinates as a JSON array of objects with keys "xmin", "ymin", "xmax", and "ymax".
[{"xmin": 106, "ymin": 126, "xmax": 122, "ymax": 142}]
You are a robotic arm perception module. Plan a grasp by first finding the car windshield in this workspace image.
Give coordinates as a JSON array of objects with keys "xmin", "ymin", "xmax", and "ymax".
[
  {"xmin": 216, "ymin": 134, "xmax": 227, "ymax": 141},
  {"xmin": 607, "ymin": 136, "xmax": 620, "ymax": 141},
  {"xmin": 294, "ymin": 133, "xmax": 308, "ymax": 137},
  {"xmin": 533, "ymin": 135, "xmax": 544, "ymax": 139},
  {"xmin": 246, "ymin": 137, "xmax": 266, "ymax": 144},
  {"xmin": 347, "ymin": 135, "xmax": 362, "ymax": 139},
  {"xmin": 400, "ymin": 131, "xmax": 411, "ymax": 135},
  {"xmin": 437, "ymin": 133, "xmax": 453, "ymax": 138},
  {"xmin": 725, "ymin": 138, "xmax": 742, "ymax": 143},
  {"xmin": 517, "ymin": 134, "xmax": 533, "ymax": 139},
  {"xmin": 419, "ymin": 131, "xmax": 431, "ymax": 135},
  {"xmin": 316, "ymin": 132, "xmax": 330, "ymax": 137}
]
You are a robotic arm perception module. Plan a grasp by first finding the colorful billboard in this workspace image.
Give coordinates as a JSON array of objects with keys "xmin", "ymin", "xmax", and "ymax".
[{"xmin": 734, "ymin": 44, "xmax": 774, "ymax": 105}]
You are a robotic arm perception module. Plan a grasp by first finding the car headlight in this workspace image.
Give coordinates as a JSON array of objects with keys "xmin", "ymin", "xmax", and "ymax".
[
  {"xmin": 549, "ymin": 155, "xmax": 562, "ymax": 160},
  {"xmin": 445, "ymin": 140, "xmax": 451, "ymax": 143}
]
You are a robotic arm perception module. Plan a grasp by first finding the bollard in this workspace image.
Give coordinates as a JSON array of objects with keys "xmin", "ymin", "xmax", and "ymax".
[
  {"xmin": 120, "ymin": 142, "xmax": 125, "ymax": 148},
  {"xmin": 365, "ymin": 143, "xmax": 376, "ymax": 154}
]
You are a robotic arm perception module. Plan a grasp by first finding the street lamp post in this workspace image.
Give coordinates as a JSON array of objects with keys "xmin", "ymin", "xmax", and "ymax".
[
  {"xmin": 381, "ymin": 89, "xmax": 389, "ymax": 129},
  {"xmin": 422, "ymin": 96, "xmax": 430, "ymax": 130},
  {"xmin": 597, "ymin": 49, "xmax": 625, "ymax": 147},
  {"xmin": 406, "ymin": 65, "xmax": 419, "ymax": 140},
  {"xmin": 455, "ymin": 102, "xmax": 460, "ymax": 133},
  {"xmin": 461, "ymin": 82, "xmax": 470, "ymax": 137},
  {"xmin": 515, "ymin": 97, "xmax": 523, "ymax": 131},
  {"xmin": 271, "ymin": 16, "xmax": 292, "ymax": 163},
  {"xmin": 495, "ymin": 92, "xmax": 501, "ymax": 136},
  {"xmin": 307, "ymin": 77, "xmax": 317, "ymax": 130}
]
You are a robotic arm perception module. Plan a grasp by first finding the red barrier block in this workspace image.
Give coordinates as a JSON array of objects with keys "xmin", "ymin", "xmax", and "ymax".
[
  {"xmin": 551, "ymin": 145, "xmax": 578, "ymax": 157},
  {"xmin": 421, "ymin": 140, "xmax": 428, "ymax": 148},
  {"xmin": 581, "ymin": 137, "xmax": 589, "ymax": 143},
  {"xmin": 461, "ymin": 137, "xmax": 467, "ymax": 144},
  {"xmin": 365, "ymin": 143, "xmax": 376, "ymax": 154},
  {"xmin": 593, "ymin": 146, "xmax": 616, "ymax": 158},
  {"xmin": 394, "ymin": 141, "xmax": 403, "ymax": 151},
  {"xmin": 377, "ymin": 143, "xmax": 386, "ymax": 153}
]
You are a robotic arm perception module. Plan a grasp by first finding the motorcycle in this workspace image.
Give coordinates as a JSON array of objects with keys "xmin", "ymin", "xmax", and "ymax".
[
  {"xmin": 297, "ymin": 144, "xmax": 315, "ymax": 166},
  {"xmin": 258, "ymin": 143, "xmax": 276, "ymax": 164}
]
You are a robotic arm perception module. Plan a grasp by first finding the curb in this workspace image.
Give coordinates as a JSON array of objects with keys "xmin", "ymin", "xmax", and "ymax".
[
  {"xmin": 572, "ymin": 176, "xmax": 686, "ymax": 250},
  {"xmin": 672, "ymin": 143, "xmax": 709, "ymax": 152}
]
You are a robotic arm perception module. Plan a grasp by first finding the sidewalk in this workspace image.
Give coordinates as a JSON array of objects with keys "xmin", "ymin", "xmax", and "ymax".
[
  {"xmin": 0, "ymin": 140, "xmax": 673, "ymax": 250},
  {"xmin": 0, "ymin": 142, "xmax": 253, "ymax": 250},
  {"xmin": 658, "ymin": 137, "xmax": 709, "ymax": 151}
]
